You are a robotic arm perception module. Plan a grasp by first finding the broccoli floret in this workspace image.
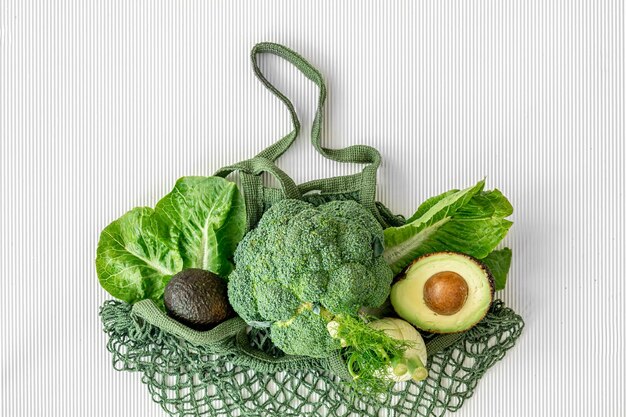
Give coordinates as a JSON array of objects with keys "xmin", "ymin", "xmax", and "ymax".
[
  {"xmin": 227, "ymin": 199, "xmax": 394, "ymax": 357},
  {"xmin": 226, "ymin": 268, "xmax": 261, "ymax": 323},
  {"xmin": 255, "ymin": 280, "xmax": 301, "ymax": 322},
  {"xmin": 321, "ymin": 262, "xmax": 387, "ymax": 315},
  {"xmin": 269, "ymin": 306, "xmax": 340, "ymax": 358}
]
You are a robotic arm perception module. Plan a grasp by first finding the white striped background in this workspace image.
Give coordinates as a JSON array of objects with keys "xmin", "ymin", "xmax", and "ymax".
[{"xmin": 1, "ymin": 1, "xmax": 624, "ymax": 416}]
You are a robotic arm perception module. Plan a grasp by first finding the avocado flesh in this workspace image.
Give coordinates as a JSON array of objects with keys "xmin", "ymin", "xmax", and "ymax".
[{"xmin": 390, "ymin": 252, "xmax": 494, "ymax": 333}]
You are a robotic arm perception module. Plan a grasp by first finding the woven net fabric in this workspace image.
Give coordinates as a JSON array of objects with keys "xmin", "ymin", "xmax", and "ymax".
[{"xmin": 99, "ymin": 299, "xmax": 523, "ymax": 417}]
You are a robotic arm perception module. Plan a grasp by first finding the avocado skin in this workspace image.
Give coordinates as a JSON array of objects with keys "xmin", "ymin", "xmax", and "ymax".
[{"xmin": 164, "ymin": 268, "xmax": 233, "ymax": 330}]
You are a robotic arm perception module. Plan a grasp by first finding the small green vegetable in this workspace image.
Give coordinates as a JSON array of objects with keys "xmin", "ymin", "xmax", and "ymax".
[
  {"xmin": 328, "ymin": 315, "xmax": 414, "ymax": 394},
  {"xmin": 367, "ymin": 318, "xmax": 428, "ymax": 382},
  {"xmin": 96, "ymin": 176, "xmax": 246, "ymax": 305}
]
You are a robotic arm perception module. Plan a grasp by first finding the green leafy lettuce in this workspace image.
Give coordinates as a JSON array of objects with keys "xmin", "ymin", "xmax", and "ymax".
[
  {"xmin": 96, "ymin": 176, "xmax": 246, "ymax": 304},
  {"xmin": 481, "ymin": 248, "xmax": 513, "ymax": 291},
  {"xmin": 382, "ymin": 179, "xmax": 514, "ymax": 288}
]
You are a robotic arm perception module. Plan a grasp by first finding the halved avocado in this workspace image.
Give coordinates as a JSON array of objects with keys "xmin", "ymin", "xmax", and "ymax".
[{"xmin": 390, "ymin": 252, "xmax": 494, "ymax": 334}]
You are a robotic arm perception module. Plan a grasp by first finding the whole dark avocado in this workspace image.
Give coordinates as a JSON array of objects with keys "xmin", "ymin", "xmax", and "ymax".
[{"xmin": 164, "ymin": 268, "xmax": 233, "ymax": 330}]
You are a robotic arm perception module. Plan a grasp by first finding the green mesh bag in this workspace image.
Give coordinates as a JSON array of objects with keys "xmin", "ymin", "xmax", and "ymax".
[{"xmin": 99, "ymin": 42, "xmax": 524, "ymax": 417}]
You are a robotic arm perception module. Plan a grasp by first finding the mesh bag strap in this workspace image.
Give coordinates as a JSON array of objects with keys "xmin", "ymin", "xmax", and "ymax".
[
  {"xmin": 216, "ymin": 42, "xmax": 383, "ymax": 229},
  {"xmin": 215, "ymin": 158, "xmax": 301, "ymax": 230},
  {"xmin": 131, "ymin": 300, "xmax": 247, "ymax": 348}
]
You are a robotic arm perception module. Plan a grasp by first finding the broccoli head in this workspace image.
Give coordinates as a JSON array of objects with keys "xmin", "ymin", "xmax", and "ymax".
[{"xmin": 227, "ymin": 199, "xmax": 394, "ymax": 358}]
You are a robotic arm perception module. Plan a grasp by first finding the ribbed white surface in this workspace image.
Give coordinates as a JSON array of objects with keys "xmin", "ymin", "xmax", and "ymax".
[{"xmin": 1, "ymin": 1, "xmax": 624, "ymax": 416}]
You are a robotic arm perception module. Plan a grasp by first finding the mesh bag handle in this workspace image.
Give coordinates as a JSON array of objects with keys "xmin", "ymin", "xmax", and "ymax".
[{"xmin": 216, "ymin": 42, "xmax": 383, "ymax": 229}]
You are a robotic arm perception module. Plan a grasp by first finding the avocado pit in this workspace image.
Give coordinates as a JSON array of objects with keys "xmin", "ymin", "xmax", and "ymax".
[{"xmin": 423, "ymin": 271, "xmax": 469, "ymax": 315}]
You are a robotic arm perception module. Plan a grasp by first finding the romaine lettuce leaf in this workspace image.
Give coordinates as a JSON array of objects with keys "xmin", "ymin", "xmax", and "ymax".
[
  {"xmin": 96, "ymin": 176, "xmax": 246, "ymax": 304},
  {"xmin": 481, "ymin": 248, "xmax": 513, "ymax": 291},
  {"xmin": 96, "ymin": 207, "xmax": 183, "ymax": 304},
  {"xmin": 404, "ymin": 189, "xmax": 460, "ymax": 224},
  {"xmin": 155, "ymin": 176, "xmax": 246, "ymax": 277},
  {"xmin": 382, "ymin": 179, "xmax": 513, "ymax": 275}
]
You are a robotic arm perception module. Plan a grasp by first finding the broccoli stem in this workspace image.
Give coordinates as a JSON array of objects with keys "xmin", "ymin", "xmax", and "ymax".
[{"xmin": 319, "ymin": 307, "xmax": 335, "ymax": 323}]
